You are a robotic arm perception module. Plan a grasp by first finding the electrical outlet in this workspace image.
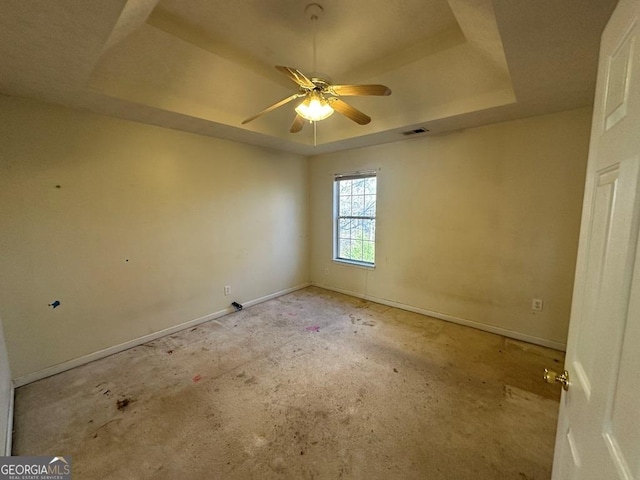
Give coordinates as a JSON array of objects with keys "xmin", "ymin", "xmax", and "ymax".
[
  {"xmin": 324, "ymin": 267, "xmax": 329, "ymax": 275},
  {"xmin": 532, "ymin": 298, "xmax": 543, "ymax": 312},
  {"xmin": 224, "ymin": 285, "xmax": 231, "ymax": 296}
]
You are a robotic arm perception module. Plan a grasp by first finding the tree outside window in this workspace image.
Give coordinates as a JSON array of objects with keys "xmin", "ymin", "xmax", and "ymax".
[{"xmin": 335, "ymin": 173, "xmax": 376, "ymax": 265}]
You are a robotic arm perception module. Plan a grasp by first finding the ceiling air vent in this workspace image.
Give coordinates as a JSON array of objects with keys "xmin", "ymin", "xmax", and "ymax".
[{"xmin": 402, "ymin": 128, "xmax": 429, "ymax": 136}]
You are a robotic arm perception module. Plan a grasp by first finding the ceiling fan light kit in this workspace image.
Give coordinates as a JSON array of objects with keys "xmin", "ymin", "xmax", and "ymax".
[
  {"xmin": 295, "ymin": 90, "xmax": 334, "ymax": 122},
  {"xmin": 241, "ymin": 3, "xmax": 391, "ymax": 137}
]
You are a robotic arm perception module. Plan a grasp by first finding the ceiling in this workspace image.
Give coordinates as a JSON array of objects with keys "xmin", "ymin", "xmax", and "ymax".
[{"xmin": 0, "ymin": 0, "xmax": 618, "ymax": 155}]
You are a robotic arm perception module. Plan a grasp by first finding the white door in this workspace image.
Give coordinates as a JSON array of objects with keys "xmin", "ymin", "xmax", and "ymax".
[
  {"xmin": 0, "ymin": 314, "xmax": 12, "ymax": 455},
  {"xmin": 551, "ymin": 0, "xmax": 640, "ymax": 478}
]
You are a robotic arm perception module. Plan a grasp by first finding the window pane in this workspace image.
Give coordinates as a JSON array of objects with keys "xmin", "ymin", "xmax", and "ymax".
[
  {"xmin": 352, "ymin": 178, "xmax": 365, "ymax": 195},
  {"xmin": 339, "ymin": 180, "xmax": 352, "ymax": 195},
  {"xmin": 339, "ymin": 218, "xmax": 351, "ymax": 238},
  {"xmin": 351, "ymin": 239, "xmax": 364, "ymax": 261},
  {"xmin": 363, "ymin": 194, "xmax": 376, "ymax": 216},
  {"xmin": 352, "ymin": 218, "xmax": 363, "ymax": 240},
  {"xmin": 352, "ymin": 195, "xmax": 365, "ymax": 216},
  {"xmin": 363, "ymin": 219, "xmax": 375, "ymax": 241},
  {"xmin": 339, "ymin": 238, "xmax": 351, "ymax": 258},
  {"xmin": 339, "ymin": 195, "xmax": 352, "ymax": 216},
  {"xmin": 363, "ymin": 241, "xmax": 375, "ymax": 263},
  {"xmin": 365, "ymin": 177, "xmax": 376, "ymax": 194}
]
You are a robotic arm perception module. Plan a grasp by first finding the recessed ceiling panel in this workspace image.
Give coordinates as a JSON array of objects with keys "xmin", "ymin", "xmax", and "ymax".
[{"xmin": 154, "ymin": 0, "xmax": 458, "ymax": 78}]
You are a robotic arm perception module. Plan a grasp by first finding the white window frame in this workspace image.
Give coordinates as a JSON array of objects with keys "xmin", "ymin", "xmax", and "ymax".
[{"xmin": 333, "ymin": 171, "xmax": 377, "ymax": 268}]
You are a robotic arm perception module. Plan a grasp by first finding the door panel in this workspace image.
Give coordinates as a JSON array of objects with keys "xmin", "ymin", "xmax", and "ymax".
[
  {"xmin": 574, "ymin": 167, "xmax": 618, "ymax": 401},
  {"xmin": 604, "ymin": 21, "xmax": 635, "ymax": 131}
]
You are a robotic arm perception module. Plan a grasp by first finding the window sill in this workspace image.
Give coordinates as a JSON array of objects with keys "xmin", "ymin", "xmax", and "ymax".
[{"xmin": 333, "ymin": 259, "xmax": 376, "ymax": 270}]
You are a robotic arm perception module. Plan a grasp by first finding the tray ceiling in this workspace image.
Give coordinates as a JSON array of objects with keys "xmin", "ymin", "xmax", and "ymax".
[{"xmin": 0, "ymin": 0, "xmax": 618, "ymax": 154}]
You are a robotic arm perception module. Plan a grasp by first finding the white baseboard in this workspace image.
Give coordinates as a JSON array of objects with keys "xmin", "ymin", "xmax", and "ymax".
[
  {"xmin": 240, "ymin": 284, "xmax": 310, "ymax": 309},
  {"xmin": 13, "ymin": 283, "xmax": 310, "ymax": 388},
  {"xmin": 312, "ymin": 282, "xmax": 567, "ymax": 351},
  {"xmin": 13, "ymin": 280, "xmax": 563, "ymax": 388},
  {"xmin": 5, "ymin": 383, "xmax": 14, "ymax": 455}
]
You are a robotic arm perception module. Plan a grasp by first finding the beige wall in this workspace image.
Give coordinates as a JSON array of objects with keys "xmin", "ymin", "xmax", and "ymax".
[
  {"xmin": 0, "ymin": 97, "xmax": 309, "ymax": 378},
  {"xmin": 0, "ymin": 96, "xmax": 591, "ymax": 380},
  {"xmin": 310, "ymin": 108, "xmax": 592, "ymax": 348}
]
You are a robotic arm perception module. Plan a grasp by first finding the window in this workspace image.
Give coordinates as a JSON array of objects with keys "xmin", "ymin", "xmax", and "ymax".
[{"xmin": 334, "ymin": 172, "xmax": 377, "ymax": 266}]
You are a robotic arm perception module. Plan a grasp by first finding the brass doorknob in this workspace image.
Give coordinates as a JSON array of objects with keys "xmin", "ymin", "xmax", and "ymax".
[{"xmin": 544, "ymin": 369, "xmax": 570, "ymax": 391}]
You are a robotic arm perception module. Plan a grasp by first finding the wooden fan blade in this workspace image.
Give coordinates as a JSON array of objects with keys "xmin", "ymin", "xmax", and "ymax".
[
  {"xmin": 329, "ymin": 98, "xmax": 371, "ymax": 125},
  {"xmin": 275, "ymin": 66, "xmax": 316, "ymax": 89},
  {"xmin": 242, "ymin": 93, "xmax": 303, "ymax": 124},
  {"xmin": 290, "ymin": 114, "xmax": 305, "ymax": 133},
  {"xmin": 331, "ymin": 84, "xmax": 391, "ymax": 96}
]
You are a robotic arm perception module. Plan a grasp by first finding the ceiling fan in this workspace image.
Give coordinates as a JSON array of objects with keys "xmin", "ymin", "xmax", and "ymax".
[
  {"xmin": 241, "ymin": 4, "xmax": 391, "ymax": 134},
  {"xmin": 242, "ymin": 65, "xmax": 391, "ymax": 133}
]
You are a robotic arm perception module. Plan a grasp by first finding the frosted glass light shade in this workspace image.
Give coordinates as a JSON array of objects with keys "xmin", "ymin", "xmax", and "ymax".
[{"xmin": 295, "ymin": 92, "xmax": 334, "ymax": 121}]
